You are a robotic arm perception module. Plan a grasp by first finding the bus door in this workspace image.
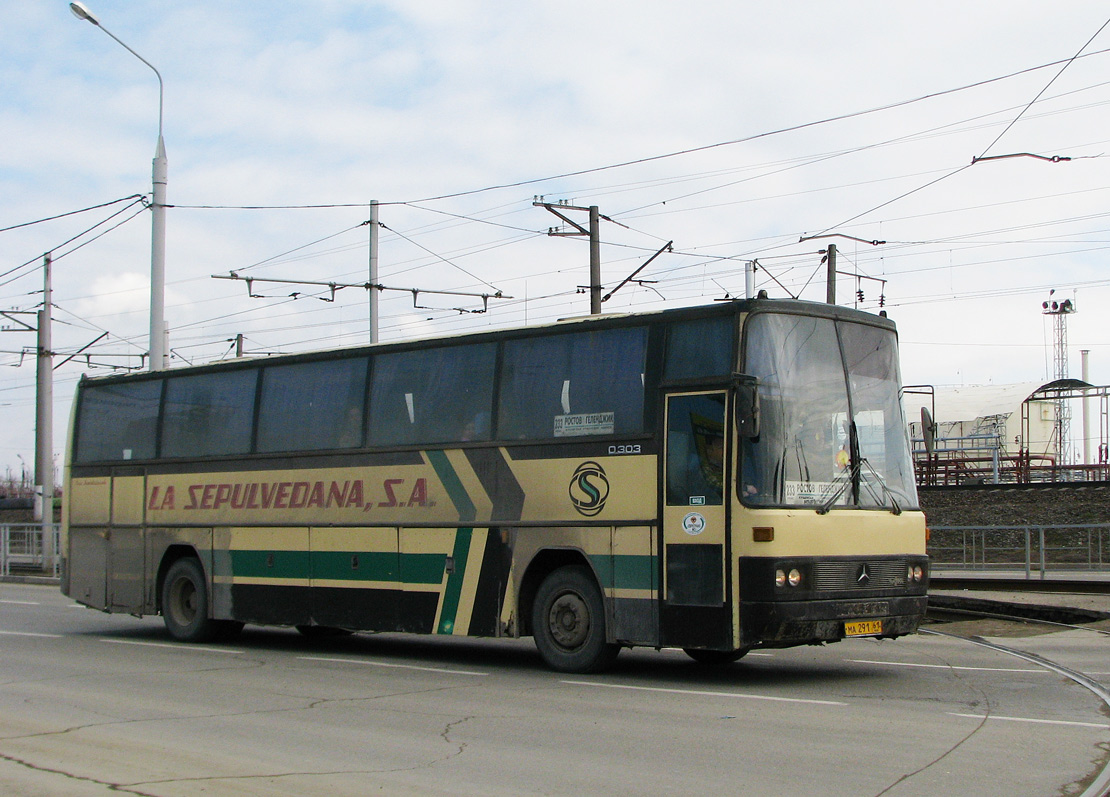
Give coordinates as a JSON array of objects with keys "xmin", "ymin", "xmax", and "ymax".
[
  {"xmin": 107, "ymin": 466, "xmax": 147, "ymax": 612},
  {"xmin": 660, "ymin": 391, "xmax": 732, "ymax": 649}
]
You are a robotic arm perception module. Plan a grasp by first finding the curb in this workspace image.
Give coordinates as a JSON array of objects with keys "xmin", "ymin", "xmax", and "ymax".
[
  {"xmin": 928, "ymin": 594, "xmax": 1110, "ymax": 624},
  {"xmin": 0, "ymin": 575, "xmax": 60, "ymax": 586}
]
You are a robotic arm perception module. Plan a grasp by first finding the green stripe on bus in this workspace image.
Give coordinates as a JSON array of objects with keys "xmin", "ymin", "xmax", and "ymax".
[
  {"xmin": 425, "ymin": 449, "xmax": 477, "ymax": 522},
  {"xmin": 311, "ymin": 551, "xmax": 397, "ymax": 582},
  {"xmin": 231, "ymin": 550, "xmax": 312, "ymax": 580},
  {"xmin": 437, "ymin": 528, "xmax": 473, "ymax": 634},
  {"xmin": 230, "ymin": 549, "xmax": 447, "ymax": 585},
  {"xmin": 401, "ymin": 551, "xmax": 450, "ymax": 585},
  {"xmin": 589, "ymin": 554, "xmax": 656, "ymax": 591}
]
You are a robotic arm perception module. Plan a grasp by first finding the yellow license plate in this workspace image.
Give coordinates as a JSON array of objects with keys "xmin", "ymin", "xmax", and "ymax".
[{"xmin": 845, "ymin": 620, "xmax": 883, "ymax": 637}]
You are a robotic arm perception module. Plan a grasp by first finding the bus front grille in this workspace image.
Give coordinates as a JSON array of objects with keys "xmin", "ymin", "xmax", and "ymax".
[{"xmin": 812, "ymin": 560, "xmax": 907, "ymax": 591}]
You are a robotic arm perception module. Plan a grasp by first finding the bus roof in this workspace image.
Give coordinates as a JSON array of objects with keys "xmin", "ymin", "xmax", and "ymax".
[{"xmin": 77, "ymin": 297, "xmax": 895, "ymax": 385}]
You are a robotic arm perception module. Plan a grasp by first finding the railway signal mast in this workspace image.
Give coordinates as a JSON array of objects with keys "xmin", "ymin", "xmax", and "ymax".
[{"xmin": 1042, "ymin": 291, "xmax": 1077, "ymax": 468}]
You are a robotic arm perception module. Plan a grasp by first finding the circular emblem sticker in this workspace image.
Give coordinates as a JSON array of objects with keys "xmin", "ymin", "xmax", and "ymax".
[
  {"xmin": 682, "ymin": 512, "xmax": 707, "ymax": 535},
  {"xmin": 569, "ymin": 461, "xmax": 610, "ymax": 517}
]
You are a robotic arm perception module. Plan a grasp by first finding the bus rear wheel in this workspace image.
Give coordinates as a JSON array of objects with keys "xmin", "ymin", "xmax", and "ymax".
[
  {"xmin": 683, "ymin": 647, "xmax": 749, "ymax": 665},
  {"xmin": 532, "ymin": 565, "xmax": 619, "ymax": 673},
  {"xmin": 162, "ymin": 557, "xmax": 223, "ymax": 643}
]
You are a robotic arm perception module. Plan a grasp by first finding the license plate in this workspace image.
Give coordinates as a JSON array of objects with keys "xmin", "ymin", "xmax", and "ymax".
[{"xmin": 845, "ymin": 619, "xmax": 883, "ymax": 637}]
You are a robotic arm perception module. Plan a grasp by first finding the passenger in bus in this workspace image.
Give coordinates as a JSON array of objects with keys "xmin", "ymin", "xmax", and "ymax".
[
  {"xmin": 741, "ymin": 442, "xmax": 762, "ymax": 499},
  {"xmin": 461, "ymin": 412, "xmax": 490, "ymax": 441},
  {"xmin": 686, "ymin": 433, "xmax": 725, "ymax": 504},
  {"xmin": 337, "ymin": 407, "xmax": 363, "ymax": 448}
]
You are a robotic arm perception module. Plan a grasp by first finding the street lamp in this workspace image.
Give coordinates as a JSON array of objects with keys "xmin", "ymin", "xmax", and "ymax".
[{"xmin": 70, "ymin": 1, "xmax": 168, "ymax": 371}]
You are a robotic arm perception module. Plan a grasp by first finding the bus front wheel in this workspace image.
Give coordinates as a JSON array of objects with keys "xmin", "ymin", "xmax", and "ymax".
[
  {"xmin": 162, "ymin": 557, "xmax": 225, "ymax": 643},
  {"xmin": 532, "ymin": 565, "xmax": 619, "ymax": 673}
]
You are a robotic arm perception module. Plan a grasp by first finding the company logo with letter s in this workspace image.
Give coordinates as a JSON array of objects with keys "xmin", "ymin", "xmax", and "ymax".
[{"xmin": 569, "ymin": 461, "xmax": 609, "ymax": 517}]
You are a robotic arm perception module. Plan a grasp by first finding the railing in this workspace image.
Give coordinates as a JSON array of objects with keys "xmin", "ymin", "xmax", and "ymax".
[
  {"xmin": 0, "ymin": 524, "xmax": 60, "ymax": 579},
  {"xmin": 913, "ymin": 453, "xmax": 1110, "ymax": 486},
  {"xmin": 928, "ymin": 524, "xmax": 1110, "ymax": 578}
]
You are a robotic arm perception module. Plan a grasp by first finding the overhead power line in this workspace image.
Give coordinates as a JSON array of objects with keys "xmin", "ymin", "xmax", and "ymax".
[
  {"xmin": 212, "ymin": 272, "xmax": 512, "ymax": 315},
  {"xmin": 810, "ymin": 14, "xmax": 1110, "ymax": 238},
  {"xmin": 0, "ymin": 197, "xmax": 149, "ymax": 289},
  {"xmin": 0, "ymin": 195, "xmax": 144, "ymax": 235},
  {"xmin": 976, "ymin": 13, "xmax": 1110, "ymax": 160},
  {"xmin": 127, "ymin": 48, "xmax": 1110, "ymax": 213},
  {"xmin": 398, "ymin": 46, "xmax": 1110, "ymax": 206}
]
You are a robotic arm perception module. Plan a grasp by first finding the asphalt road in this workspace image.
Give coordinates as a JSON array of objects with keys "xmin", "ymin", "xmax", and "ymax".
[{"xmin": 1, "ymin": 582, "xmax": 1108, "ymax": 796}]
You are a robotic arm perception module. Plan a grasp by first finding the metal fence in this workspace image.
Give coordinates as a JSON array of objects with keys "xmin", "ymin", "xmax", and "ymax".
[
  {"xmin": 0, "ymin": 524, "xmax": 60, "ymax": 579},
  {"xmin": 928, "ymin": 524, "xmax": 1110, "ymax": 578}
]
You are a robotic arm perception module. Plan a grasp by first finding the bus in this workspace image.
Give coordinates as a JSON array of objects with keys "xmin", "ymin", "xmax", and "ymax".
[{"xmin": 61, "ymin": 297, "xmax": 928, "ymax": 673}]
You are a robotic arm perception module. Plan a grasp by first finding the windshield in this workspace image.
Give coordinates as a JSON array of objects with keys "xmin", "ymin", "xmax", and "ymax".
[{"xmin": 740, "ymin": 312, "xmax": 919, "ymax": 511}]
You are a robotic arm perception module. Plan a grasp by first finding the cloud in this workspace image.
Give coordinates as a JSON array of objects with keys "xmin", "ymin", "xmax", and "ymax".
[{"xmin": 1, "ymin": 1, "xmax": 1109, "ymax": 470}]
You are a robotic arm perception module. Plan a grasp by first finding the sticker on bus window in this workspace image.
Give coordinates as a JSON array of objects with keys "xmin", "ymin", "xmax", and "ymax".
[
  {"xmin": 554, "ymin": 412, "xmax": 615, "ymax": 437},
  {"xmin": 784, "ymin": 481, "xmax": 842, "ymax": 505}
]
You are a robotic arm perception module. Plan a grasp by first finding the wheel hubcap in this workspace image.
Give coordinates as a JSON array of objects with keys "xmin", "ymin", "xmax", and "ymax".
[
  {"xmin": 548, "ymin": 591, "xmax": 589, "ymax": 649},
  {"xmin": 170, "ymin": 578, "xmax": 197, "ymax": 626}
]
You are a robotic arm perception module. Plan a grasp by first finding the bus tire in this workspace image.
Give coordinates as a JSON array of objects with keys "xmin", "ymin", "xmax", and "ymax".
[
  {"xmin": 683, "ymin": 647, "xmax": 749, "ymax": 665},
  {"xmin": 162, "ymin": 558, "xmax": 218, "ymax": 643},
  {"xmin": 532, "ymin": 565, "xmax": 619, "ymax": 673}
]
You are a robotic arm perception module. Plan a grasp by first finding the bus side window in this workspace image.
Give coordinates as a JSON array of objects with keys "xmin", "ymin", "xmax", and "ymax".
[
  {"xmin": 498, "ymin": 327, "xmax": 647, "ymax": 440},
  {"xmin": 74, "ymin": 380, "xmax": 162, "ymax": 462},
  {"xmin": 162, "ymin": 370, "xmax": 256, "ymax": 458},
  {"xmin": 369, "ymin": 343, "xmax": 496, "ymax": 446},
  {"xmin": 257, "ymin": 357, "xmax": 368, "ymax": 452},
  {"xmin": 663, "ymin": 316, "xmax": 735, "ymax": 381}
]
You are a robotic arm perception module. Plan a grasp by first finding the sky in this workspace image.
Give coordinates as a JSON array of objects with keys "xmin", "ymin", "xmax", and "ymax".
[{"xmin": 3, "ymin": 1, "xmax": 1110, "ymax": 482}]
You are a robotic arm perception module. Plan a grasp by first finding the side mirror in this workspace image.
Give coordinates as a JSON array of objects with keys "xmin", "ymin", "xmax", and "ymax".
[
  {"xmin": 921, "ymin": 406, "xmax": 937, "ymax": 457},
  {"xmin": 734, "ymin": 375, "xmax": 760, "ymax": 439}
]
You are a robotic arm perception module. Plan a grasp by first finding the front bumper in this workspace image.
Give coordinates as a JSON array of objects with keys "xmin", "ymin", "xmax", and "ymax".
[{"xmin": 740, "ymin": 593, "xmax": 928, "ymax": 647}]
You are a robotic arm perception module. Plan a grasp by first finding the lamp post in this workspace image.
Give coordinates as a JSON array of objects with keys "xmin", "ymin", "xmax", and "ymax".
[{"xmin": 70, "ymin": 1, "xmax": 168, "ymax": 371}]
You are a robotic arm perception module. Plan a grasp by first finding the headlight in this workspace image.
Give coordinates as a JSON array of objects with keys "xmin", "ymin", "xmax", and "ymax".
[
  {"xmin": 776, "ymin": 566, "xmax": 803, "ymax": 588},
  {"xmin": 913, "ymin": 565, "xmax": 925, "ymax": 582}
]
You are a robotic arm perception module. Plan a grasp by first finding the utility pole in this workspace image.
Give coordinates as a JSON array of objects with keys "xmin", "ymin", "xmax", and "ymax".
[
  {"xmin": 535, "ymin": 199, "xmax": 624, "ymax": 315},
  {"xmin": 588, "ymin": 206, "xmax": 601, "ymax": 314},
  {"xmin": 799, "ymin": 234, "xmax": 886, "ymax": 305},
  {"xmin": 35, "ymin": 253, "xmax": 54, "ymax": 567},
  {"xmin": 1082, "ymin": 349, "xmax": 1091, "ymax": 467},
  {"xmin": 368, "ymin": 200, "xmax": 380, "ymax": 343}
]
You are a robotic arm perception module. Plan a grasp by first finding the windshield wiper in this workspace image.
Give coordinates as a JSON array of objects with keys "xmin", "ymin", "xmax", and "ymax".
[
  {"xmin": 816, "ymin": 457, "xmax": 903, "ymax": 515},
  {"xmin": 858, "ymin": 458, "xmax": 903, "ymax": 515},
  {"xmin": 818, "ymin": 419, "xmax": 859, "ymax": 514},
  {"xmin": 816, "ymin": 464, "xmax": 855, "ymax": 515},
  {"xmin": 817, "ymin": 418, "xmax": 901, "ymax": 516}
]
